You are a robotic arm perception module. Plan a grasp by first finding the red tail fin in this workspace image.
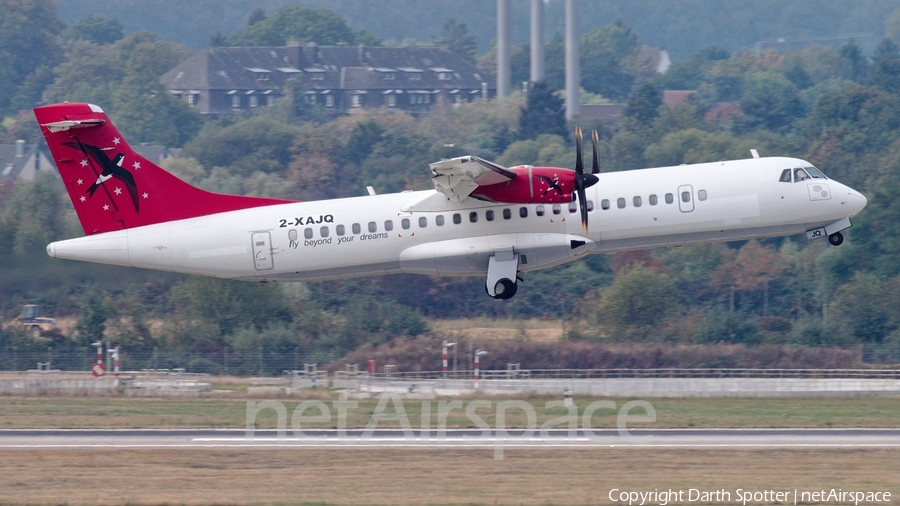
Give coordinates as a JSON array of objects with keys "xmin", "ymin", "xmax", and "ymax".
[{"xmin": 34, "ymin": 103, "xmax": 293, "ymax": 235}]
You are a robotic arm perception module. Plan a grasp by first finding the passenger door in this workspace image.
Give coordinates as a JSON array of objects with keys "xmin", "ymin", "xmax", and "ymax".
[{"xmin": 251, "ymin": 231, "xmax": 274, "ymax": 270}]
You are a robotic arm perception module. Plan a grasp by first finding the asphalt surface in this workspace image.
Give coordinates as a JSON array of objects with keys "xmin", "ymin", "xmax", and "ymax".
[{"xmin": 1, "ymin": 428, "xmax": 898, "ymax": 448}]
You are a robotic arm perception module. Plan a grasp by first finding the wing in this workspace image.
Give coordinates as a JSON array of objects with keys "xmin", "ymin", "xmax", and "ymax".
[{"xmin": 429, "ymin": 156, "xmax": 517, "ymax": 203}]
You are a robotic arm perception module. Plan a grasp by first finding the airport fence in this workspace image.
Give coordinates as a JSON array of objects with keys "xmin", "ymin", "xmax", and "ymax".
[{"xmin": 0, "ymin": 345, "xmax": 342, "ymax": 376}]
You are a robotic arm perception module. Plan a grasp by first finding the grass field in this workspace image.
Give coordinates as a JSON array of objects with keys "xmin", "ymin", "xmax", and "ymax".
[
  {"xmin": 1, "ymin": 393, "xmax": 899, "ymax": 429},
  {"xmin": 0, "ymin": 448, "xmax": 897, "ymax": 505}
]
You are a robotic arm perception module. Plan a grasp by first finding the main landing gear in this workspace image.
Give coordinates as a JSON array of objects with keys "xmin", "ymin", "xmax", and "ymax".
[
  {"xmin": 485, "ymin": 247, "xmax": 519, "ymax": 300},
  {"xmin": 828, "ymin": 232, "xmax": 844, "ymax": 246}
]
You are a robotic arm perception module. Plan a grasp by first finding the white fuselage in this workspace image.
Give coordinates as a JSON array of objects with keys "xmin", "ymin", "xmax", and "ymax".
[{"xmin": 47, "ymin": 157, "xmax": 867, "ymax": 282}]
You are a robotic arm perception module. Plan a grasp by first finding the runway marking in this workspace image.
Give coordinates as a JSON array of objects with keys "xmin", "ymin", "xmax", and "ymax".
[{"xmin": 2, "ymin": 444, "xmax": 899, "ymax": 449}]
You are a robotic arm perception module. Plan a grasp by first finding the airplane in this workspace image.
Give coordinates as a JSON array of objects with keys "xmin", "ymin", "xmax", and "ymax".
[{"xmin": 34, "ymin": 102, "xmax": 867, "ymax": 299}]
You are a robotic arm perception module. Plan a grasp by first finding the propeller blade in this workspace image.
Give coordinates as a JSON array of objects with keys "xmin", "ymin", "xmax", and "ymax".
[
  {"xmin": 574, "ymin": 126, "xmax": 583, "ymax": 175},
  {"xmin": 591, "ymin": 130, "xmax": 600, "ymax": 175}
]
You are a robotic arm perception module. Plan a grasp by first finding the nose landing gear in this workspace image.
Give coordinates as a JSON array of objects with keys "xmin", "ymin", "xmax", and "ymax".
[{"xmin": 828, "ymin": 232, "xmax": 844, "ymax": 246}]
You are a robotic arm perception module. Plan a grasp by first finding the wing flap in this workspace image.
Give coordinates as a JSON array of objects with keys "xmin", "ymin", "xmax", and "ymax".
[{"xmin": 429, "ymin": 156, "xmax": 516, "ymax": 202}]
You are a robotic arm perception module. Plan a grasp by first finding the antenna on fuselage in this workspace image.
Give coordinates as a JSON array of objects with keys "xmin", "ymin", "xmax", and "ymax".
[{"xmin": 750, "ymin": 149, "xmax": 760, "ymax": 159}]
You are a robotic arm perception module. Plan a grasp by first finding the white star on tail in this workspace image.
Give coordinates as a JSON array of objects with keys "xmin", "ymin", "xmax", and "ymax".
[
  {"xmin": 80, "ymin": 159, "xmax": 88, "ymax": 167},
  {"xmin": 102, "ymin": 204, "xmax": 110, "ymax": 211},
  {"xmin": 112, "ymin": 137, "xmax": 121, "ymax": 145},
  {"xmin": 79, "ymin": 196, "xmax": 86, "ymax": 202},
  {"xmin": 133, "ymin": 161, "xmax": 141, "ymax": 169},
  {"xmin": 76, "ymin": 179, "xmax": 83, "ymax": 185},
  {"xmin": 114, "ymin": 187, "xmax": 122, "ymax": 195},
  {"xmin": 142, "ymin": 192, "xmax": 149, "ymax": 199}
]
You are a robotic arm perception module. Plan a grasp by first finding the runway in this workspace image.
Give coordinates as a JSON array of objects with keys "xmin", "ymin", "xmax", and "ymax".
[{"xmin": 1, "ymin": 428, "xmax": 898, "ymax": 449}]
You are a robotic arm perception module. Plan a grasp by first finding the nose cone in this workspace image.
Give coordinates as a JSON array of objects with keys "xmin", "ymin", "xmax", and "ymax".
[{"xmin": 846, "ymin": 189, "xmax": 867, "ymax": 217}]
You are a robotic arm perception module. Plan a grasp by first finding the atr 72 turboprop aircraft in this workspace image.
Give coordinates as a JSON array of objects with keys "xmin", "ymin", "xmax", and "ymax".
[{"xmin": 35, "ymin": 102, "xmax": 867, "ymax": 299}]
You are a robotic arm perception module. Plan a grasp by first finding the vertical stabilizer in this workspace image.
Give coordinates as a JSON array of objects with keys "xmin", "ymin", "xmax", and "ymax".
[{"xmin": 34, "ymin": 102, "xmax": 293, "ymax": 235}]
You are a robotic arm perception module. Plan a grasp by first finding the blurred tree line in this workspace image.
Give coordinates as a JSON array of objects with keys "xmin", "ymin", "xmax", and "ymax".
[{"xmin": 2, "ymin": 2, "xmax": 900, "ymax": 368}]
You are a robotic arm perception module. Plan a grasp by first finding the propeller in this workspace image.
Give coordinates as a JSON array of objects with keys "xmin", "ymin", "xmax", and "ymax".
[{"xmin": 573, "ymin": 126, "xmax": 600, "ymax": 232}]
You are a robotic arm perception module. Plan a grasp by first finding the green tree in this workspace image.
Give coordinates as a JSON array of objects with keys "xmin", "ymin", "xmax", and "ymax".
[
  {"xmin": 622, "ymin": 81, "xmax": 662, "ymax": 126},
  {"xmin": 169, "ymin": 277, "xmax": 292, "ymax": 337},
  {"xmin": 579, "ymin": 20, "xmax": 639, "ymax": 101},
  {"xmin": 42, "ymin": 41, "xmax": 124, "ymax": 106},
  {"xmin": 739, "ymin": 71, "xmax": 804, "ymax": 131},
  {"xmin": 0, "ymin": 0, "xmax": 64, "ymax": 114},
  {"xmin": 519, "ymin": 81, "xmax": 567, "ymax": 141},
  {"xmin": 598, "ymin": 264, "xmax": 679, "ymax": 333},
  {"xmin": 829, "ymin": 273, "xmax": 900, "ymax": 343},
  {"xmin": 1, "ymin": 172, "xmax": 66, "ymax": 257},
  {"xmin": 112, "ymin": 39, "xmax": 201, "ymax": 146},
  {"xmin": 184, "ymin": 115, "xmax": 302, "ymax": 175},
  {"xmin": 434, "ymin": 17, "xmax": 477, "ymax": 65},
  {"xmin": 224, "ymin": 5, "xmax": 370, "ymax": 46},
  {"xmin": 68, "ymin": 14, "xmax": 124, "ymax": 45},
  {"xmin": 871, "ymin": 38, "xmax": 900, "ymax": 94},
  {"xmin": 839, "ymin": 40, "xmax": 871, "ymax": 82},
  {"xmin": 75, "ymin": 292, "xmax": 110, "ymax": 345}
]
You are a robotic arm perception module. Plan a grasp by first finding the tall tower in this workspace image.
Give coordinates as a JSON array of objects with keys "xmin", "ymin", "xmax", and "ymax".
[
  {"xmin": 530, "ymin": 0, "xmax": 544, "ymax": 82},
  {"xmin": 564, "ymin": 0, "xmax": 580, "ymax": 119},
  {"xmin": 496, "ymin": 0, "xmax": 511, "ymax": 97}
]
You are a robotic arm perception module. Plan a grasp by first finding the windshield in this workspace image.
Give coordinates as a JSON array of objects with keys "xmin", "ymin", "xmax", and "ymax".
[{"xmin": 805, "ymin": 166, "xmax": 827, "ymax": 179}]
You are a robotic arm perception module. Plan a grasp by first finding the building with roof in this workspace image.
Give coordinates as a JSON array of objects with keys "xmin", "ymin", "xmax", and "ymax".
[
  {"xmin": 160, "ymin": 44, "xmax": 495, "ymax": 116},
  {"xmin": 0, "ymin": 140, "xmax": 56, "ymax": 185}
]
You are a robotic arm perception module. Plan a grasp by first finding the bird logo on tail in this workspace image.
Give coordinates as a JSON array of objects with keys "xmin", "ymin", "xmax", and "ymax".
[{"xmin": 63, "ymin": 142, "xmax": 140, "ymax": 212}]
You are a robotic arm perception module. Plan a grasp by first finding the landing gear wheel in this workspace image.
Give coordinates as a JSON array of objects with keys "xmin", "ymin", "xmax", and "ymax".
[
  {"xmin": 489, "ymin": 278, "xmax": 517, "ymax": 300},
  {"xmin": 828, "ymin": 232, "xmax": 844, "ymax": 246}
]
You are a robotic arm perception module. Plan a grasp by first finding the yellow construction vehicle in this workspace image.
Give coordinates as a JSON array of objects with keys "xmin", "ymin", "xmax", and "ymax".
[{"xmin": 13, "ymin": 305, "xmax": 56, "ymax": 336}]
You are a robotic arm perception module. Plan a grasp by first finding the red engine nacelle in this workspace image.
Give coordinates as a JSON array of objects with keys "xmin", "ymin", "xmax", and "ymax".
[{"xmin": 472, "ymin": 166, "xmax": 576, "ymax": 204}]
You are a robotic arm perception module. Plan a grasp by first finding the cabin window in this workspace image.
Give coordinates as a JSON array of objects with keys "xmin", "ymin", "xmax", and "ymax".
[
  {"xmin": 368, "ymin": 221, "xmax": 377, "ymax": 233},
  {"xmin": 289, "ymin": 229, "xmax": 298, "ymax": 241},
  {"xmin": 419, "ymin": 216, "xmax": 428, "ymax": 227},
  {"xmin": 681, "ymin": 191, "xmax": 691, "ymax": 203},
  {"xmin": 633, "ymin": 196, "xmax": 642, "ymax": 207},
  {"xmin": 453, "ymin": 213, "xmax": 462, "ymax": 224},
  {"xmin": 304, "ymin": 228, "xmax": 313, "ymax": 239},
  {"xmin": 486, "ymin": 210, "xmax": 495, "ymax": 221},
  {"xmin": 503, "ymin": 208, "xmax": 512, "ymax": 219},
  {"xmin": 665, "ymin": 193, "xmax": 674, "ymax": 204},
  {"xmin": 469, "ymin": 212, "xmax": 478, "ymax": 223},
  {"xmin": 587, "ymin": 200, "xmax": 594, "ymax": 212},
  {"xmin": 649, "ymin": 194, "xmax": 658, "ymax": 206},
  {"xmin": 320, "ymin": 226, "xmax": 329, "ymax": 238},
  {"xmin": 384, "ymin": 220, "xmax": 393, "ymax": 231},
  {"xmin": 401, "ymin": 218, "xmax": 410, "ymax": 229},
  {"xmin": 779, "ymin": 169, "xmax": 792, "ymax": 183},
  {"xmin": 601, "ymin": 199, "xmax": 610, "ymax": 210},
  {"xmin": 536, "ymin": 205, "xmax": 545, "ymax": 216},
  {"xmin": 336, "ymin": 225, "xmax": 345, "ymax": 236},
  {"xmin": 617, "ymin": 198, "xmax": 626, "ymax": 209},
  {"xmin": 352, "ymin": 223, "xmax": 361, "ymax": 234},
  {"xmin": 698, "ymin": 189, "xmax": 708, "ymax": 201},
  {"xmin": 552, "ymin": 204, "xmax": 561, "ymax": 214},
  {"xmin": 519, "ymin": 207, "xmax": 528, "ymax": 218},
  {"xmin": 569, "ymin": 202, "xmax": 578, "ymax": 213},
  {"xmin": 436, "ymin": 215, "xmax": 445, "ymax": 226}
]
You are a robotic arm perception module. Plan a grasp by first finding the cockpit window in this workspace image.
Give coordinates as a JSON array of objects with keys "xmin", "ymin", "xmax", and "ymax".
[
  {"xmin": 805, "ymin": 166, "xmax": 827, "ymax": 179},
  {"xmin": 779, "ymin": 169, "xmax": 792, "ymax": 182},
  {"xmin": 793, "ymin": 168, "xmax": 811, "ymax": 182}
]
